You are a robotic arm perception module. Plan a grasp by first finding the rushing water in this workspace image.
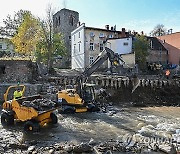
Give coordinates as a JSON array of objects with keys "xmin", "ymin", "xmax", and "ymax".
[{"xmin": 0, "ymin": 106, "xmax": 180, "ymax": 148}]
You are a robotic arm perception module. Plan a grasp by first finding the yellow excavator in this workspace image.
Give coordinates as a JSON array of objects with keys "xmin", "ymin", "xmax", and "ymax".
[
  {"xmin": 57, "ymin": 47, "xmax": 140, "ymax": 113},
  {"xmin": 1, "ymin": 84, "xmax": 58, "ymax": 132}
]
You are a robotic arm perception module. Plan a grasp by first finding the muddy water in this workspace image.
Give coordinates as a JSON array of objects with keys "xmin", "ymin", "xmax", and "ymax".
[{"xmin": 0, "ymin": 106, "xmax": 180, "ymax": 148}]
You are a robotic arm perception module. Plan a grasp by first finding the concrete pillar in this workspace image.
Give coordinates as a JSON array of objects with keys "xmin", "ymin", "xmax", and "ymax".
[
  {"xmin": 141, "ymin": 79, "xmax": 145, "ymax": 87},
  {"xmin": 106, "ymin": 79, "xmax": 109, "ymax": 87},
  {"xmin": 111, "ymin": 79, "xmax": 114, "ymax": 87},
  {"xmin": 118, "ymin": 78, "xmax": 122, "ymax": 88},
  {"xmin": 102, "ymin": 79, "xmax": 105, "ymax": 87},
  {"xmin": 159, "ymin": 80, "xmax": 162, "ymax": 87},
  {"xmin": 150, "ymin": 80, "xmax": 154, "ymax": 88},
  {"xmin": 154, "ymin": 80, "xmax": 158, "ymax": 87},
  {"xmin": 145, "ymin": 79, "xmax": 149, "ymax": 87},
  {"xmin": 114, "ymin": 79, "xmax": 118, "ymax": 89}
]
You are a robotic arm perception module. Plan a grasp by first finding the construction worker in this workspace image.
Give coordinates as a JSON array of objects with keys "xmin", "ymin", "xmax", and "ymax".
[
  {"xmin": 13, "ymin": 87, "xmax": 23, "ymax": 99},
  {"xmin": 165, "ymin": 69, "xmax": 170, "ymax": 79}
]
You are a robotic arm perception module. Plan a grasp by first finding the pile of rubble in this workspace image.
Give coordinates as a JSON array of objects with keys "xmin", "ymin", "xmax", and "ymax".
[
  {"xmin": 2, "ymin": 138, "xmax": 179, "ymax": 154},
  {"xmin": 22, "ymin": 98, "xmax": 56, "ymax": 111}
]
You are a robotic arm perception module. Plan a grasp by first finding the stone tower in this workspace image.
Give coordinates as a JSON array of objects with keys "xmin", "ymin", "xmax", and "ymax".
[{"xmin": 53, "ymin": 8, "xmax": 79, "ymax": 68}]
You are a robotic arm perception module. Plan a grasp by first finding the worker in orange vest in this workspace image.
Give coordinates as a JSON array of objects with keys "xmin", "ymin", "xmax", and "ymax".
[{"xmin": 165, "ymin": 69, "xmax": 170, "ymax": 79}]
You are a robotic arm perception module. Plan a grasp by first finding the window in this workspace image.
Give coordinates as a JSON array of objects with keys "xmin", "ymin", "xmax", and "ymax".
[
  {"xmin": 69, "ymin": 15, "xmax": 74, "ymax": 26},
  {"xmin": 123, "ymin": 42, "xmax": 128, "ymax": 46},
  {"xmin": 79, "ymin": 43, "xmax": 80, "ymax": 52},
  {"xmin": 0, "ymin": 44, "xmax": 2, "ymax": 49},
  {"xmin": 55, "ymin": 18, "xmax": 58, "ymax": 27},
  {"xmin": 58, "ymin": 16, "xmax": 60, "ymax": 25},
  {"xmin": 69, "ymin": 36, "xmax": 71, "ymax": 40},
  {"xmin": 74, "ymin": 35, "xmax": 75, "ymax": 41},
  {"xmin": 150, "ymin": 40, "xmax": 153, "ymax": 49},
  {"xmin": 108, "ymin": 34, "xmax": 113, "ymax": 38},
  {"xmin": 100, "ymin": 43, "xmax": 104, "ymax": 51},
  {"xmin": 79, "ymin": 32, "xmax": 80, "ymax": 38},
  {"xmin": 90, "ymin": 43, "xmax": 94, "ymax": 51},
  {"xmin": 89, "ymin": 56, "xmax": 94, "ymax": 64},
  {"xmin": 99, "ymin": 33, "xmax": 104, "ymax": 38},
  {"xmin": 74, "ymin": 45, "xmax": 76, "ymax": 53},
  {"xmin": 90, "ymin": 32, "xmax": 94, "ymax": 37}
]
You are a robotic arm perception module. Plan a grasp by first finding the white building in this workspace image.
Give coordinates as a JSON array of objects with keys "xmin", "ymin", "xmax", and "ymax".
[
  {"xmin": 71, "ymin": 23, "xmax": 134, "ymax": 70},
  {"xmin": 0, "ymin": 37, "xmax": 14, "ymax": 57},
  {"xmin": 107, "ymin": 38, "xmax": 135, "ymax": 68}
]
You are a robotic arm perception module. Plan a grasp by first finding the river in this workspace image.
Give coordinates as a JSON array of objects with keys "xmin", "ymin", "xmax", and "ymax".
[{"xmin": 0, "ymin": 106, "xmax": 179, "ymax": 152}]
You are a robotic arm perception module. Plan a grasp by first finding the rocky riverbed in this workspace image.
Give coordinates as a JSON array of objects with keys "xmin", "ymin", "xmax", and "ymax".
[{"xmin": 0, "ymin": 106, "xmax": 179, "ymax": 154}]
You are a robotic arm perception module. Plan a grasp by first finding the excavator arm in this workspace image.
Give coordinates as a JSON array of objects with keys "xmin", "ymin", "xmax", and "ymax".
[
  {"xmin": 82, "ymin": 47, "xmax": 125, "ymax": 77},
  {"xmin": 76, "ymin": 47, "xmax": 128, "ymax": 98},
  {"xmin": 76, "ymin": 47, "xmax": 140, "ymax": 97}
]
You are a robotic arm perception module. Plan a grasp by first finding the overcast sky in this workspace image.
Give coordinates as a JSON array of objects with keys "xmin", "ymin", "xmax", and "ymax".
[{"xmin": 0, "ymin": 0, "xmax": 180, "ymax": 35}]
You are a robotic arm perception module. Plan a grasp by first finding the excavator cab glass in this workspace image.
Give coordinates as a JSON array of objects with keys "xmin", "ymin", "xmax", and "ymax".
[{"xmin": 82, "ymin": 84, "xmax": 95, "ymax": 104}]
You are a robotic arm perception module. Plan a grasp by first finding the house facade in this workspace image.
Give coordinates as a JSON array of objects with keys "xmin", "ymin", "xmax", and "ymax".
[
  {"xmin": 158, "ymin": 32, "xmax": 180, "ymax": 65},
  {"xmin": 71, "ymin": 23, "xmax": 132, "ymax": 70},
  {"xmin": 146, "ymin": 37, "xmax": 168, "ymax": 65}
]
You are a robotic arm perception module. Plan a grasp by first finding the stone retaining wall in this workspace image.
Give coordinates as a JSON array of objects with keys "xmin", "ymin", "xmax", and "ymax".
[
  {"xmin": 44, "ymin": 75, "xmax": 180, "ymax": 89},
  {"xmin": 0, "ymin": 60, "xmax": 38, "ymax": 83}
]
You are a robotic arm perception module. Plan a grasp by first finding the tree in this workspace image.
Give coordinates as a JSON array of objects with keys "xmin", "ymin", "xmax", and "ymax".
[
  {"xmin": 11, "ymin": 12, "xmax": 42, "ymax": 57},
  {"xmin": 0, "ymin": 10, "xmax": 31, "ymax": 37},
  {"xmin": 36, "ymin": 5, "xmax": 66, "ymax": 73},
  {"xmin": 134, "ymin": 35, "xmax": 149, "ymax": 70},
  {"xmin": 150, "ymin": 24, "xmax": 166, "ymax": 36}
]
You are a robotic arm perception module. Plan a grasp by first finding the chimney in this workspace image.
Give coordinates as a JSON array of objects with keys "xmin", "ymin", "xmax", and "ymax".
[
  {"xmin": 105, "ymin": 25, "xmax": 109, "ymax": 30},
  {"xmin": 122, "ymin": 28, "xmax": 125, "ymax": 32},
  {"xmin": 122, "ymin": 28, "xmax": 126, "ymax": 37},
  {"xmin": 114, "ymin": 25, "xmax": 116, "ymax": 31},
  {"xmin": 111, "ymin": 26, "xmax": 114, "ymax": 31},
  {"xmin": 168, "ymin": 29, "xmax": 173, "ymax": 34}
]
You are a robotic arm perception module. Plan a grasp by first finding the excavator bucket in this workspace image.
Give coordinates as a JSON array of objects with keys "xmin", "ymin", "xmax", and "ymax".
[{"xmin": 131, "ymin": 76, "xmax": 140, "ymax": 93}]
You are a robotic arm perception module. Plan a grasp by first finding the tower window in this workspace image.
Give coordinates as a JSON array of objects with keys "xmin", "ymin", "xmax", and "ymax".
[
  {"xmin": 58, "ymin": 16, "xmax": 60, "ymax": 25},
  {"xmin": 69, "ymin": 15, "xmax": 74, "ymax": 26},
  {"xmin": 69, "ymin": 36, "xmax": 71, "ymax": 41}
]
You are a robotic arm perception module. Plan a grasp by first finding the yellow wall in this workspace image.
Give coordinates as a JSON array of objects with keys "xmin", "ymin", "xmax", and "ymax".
[{"xmin": 121, "ymin": 53, "xmax": 135, "ymax": 68}]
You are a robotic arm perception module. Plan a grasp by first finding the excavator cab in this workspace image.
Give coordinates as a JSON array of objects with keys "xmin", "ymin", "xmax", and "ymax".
[{"xmin": 82, "ymin": 83, "xmax": 96, "ymax": 104}]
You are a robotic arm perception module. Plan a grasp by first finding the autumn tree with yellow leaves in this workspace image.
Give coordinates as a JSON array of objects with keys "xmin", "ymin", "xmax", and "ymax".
[{"xmin": 11, "ymin": 12, "xmax": 41, "ymax": 58}]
